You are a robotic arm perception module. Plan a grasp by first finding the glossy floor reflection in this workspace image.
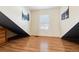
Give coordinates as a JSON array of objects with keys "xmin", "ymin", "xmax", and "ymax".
[{"xmin": 0, "ymin": 36, "xmax": 79, "ymax": 52}]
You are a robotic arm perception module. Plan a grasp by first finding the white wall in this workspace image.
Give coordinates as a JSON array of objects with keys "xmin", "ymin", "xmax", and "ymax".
[
  {"xmin": 0, "ymin": 6, "xmax": 31, "ymax": 37},
  {"xmin": 60, "ymin": 6, "xmax": 79, "ymax": 37},
  {"xmin": 1, "ymin": 6, "xmax": 79, "ymax": 38},
  {"xmin": 60, "ymin": 6, "xmax": 69, "ymax": 36},
  {"xmin": 30, "ymin": 7, "xmax": 61, "ymax": 37}
]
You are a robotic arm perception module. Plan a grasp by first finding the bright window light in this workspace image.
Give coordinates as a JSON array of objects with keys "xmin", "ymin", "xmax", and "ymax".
[{"xmin": 39, "ymin": 15, "xmax": 49, "ymax": 30}]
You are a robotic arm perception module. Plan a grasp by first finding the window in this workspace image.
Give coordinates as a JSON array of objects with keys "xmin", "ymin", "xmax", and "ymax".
[{"xmin": 39, "ymin": 15, "xmax": 49, "ymax": 30}]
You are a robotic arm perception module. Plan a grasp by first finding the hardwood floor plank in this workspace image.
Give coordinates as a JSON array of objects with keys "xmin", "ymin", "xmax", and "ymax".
[{"xmin": 0, "ymin": 36, "xmax": 79, "ymax": 52}]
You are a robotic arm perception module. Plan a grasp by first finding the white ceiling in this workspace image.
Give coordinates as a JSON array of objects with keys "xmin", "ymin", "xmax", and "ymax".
[{"xmin": 25, "ymin": 6, "xmax": 56, "ymax": 10}]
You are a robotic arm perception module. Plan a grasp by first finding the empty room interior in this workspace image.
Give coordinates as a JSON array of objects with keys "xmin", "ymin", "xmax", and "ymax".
[{"xmin": 0, "ymin": 6, "xmax": 79, "ymax": 52}]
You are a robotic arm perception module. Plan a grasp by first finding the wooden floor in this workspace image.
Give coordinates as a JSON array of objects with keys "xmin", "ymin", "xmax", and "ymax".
[{"xmin": 0, "ymin": 36, "xmax": 79, "ymax": 52}]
